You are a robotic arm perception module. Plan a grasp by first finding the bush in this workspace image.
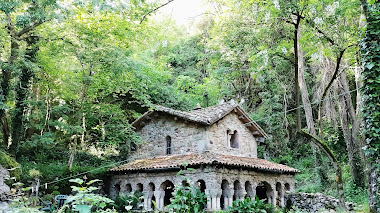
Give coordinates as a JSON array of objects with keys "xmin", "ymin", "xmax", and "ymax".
[
  {"xmin": 0, "ymin": 150, "xmax": 22, "ymax": 182},
  {"xmin": 114, "ymin": 191, "xmax": 144, "ymax": 212},
  {"xmin": 168, "ymin": 179, "xmax": 207, "ymax": 213},
  {"xmin": 228, "ymin": 197, "xmax": 275, "ymax": 213}
]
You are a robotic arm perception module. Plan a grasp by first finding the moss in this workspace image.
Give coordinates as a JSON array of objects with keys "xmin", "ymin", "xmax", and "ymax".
[{"xmin": 0, "ymin": 150, "xmax": 22, "ymax": 181}]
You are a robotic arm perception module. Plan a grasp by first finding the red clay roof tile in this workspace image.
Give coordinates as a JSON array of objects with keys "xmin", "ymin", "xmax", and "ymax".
[{"xmin": 110, "ymin": 152, "xmax": 299, "ymax": 174}]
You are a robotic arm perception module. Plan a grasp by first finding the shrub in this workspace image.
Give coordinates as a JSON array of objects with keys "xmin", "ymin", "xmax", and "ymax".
[
  {"xmin": 228, "ymin": 197, "xmax": 275, "ymax": 213},
  {"xmin": 0, "ymin": 150, "xmax": 22, "ymax": 181},
  {"xmin": 168, "ymin": 178, "xmax": 207, "ymax": 213},
  {"xmin": 114, "ymin": 191, "xmax": 144, "ymax": 212}
]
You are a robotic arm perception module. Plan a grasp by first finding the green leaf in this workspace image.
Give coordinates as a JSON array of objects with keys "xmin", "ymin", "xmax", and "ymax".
[{"xmin": 74, "ymin": 204, "xmax": 91, "ymax": 213}]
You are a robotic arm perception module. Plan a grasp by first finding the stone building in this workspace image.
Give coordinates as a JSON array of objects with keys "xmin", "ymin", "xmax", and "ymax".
[{"xmin": 109, "ymin": 103, "xmax": 298, "ymax": 211}]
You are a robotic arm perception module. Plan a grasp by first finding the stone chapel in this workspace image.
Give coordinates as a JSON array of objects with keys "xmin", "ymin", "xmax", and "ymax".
[{"xmin": 109, "ymin": 102, "xmax": 298, "ymax": 211}]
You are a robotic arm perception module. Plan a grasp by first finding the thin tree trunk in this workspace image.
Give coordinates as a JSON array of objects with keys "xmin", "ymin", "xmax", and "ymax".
[
  {"xmin": 335, "ymin": 72, "xmax": 366, "ymax": 188},
  {"xmin": 298, "ymin": 36, "xmax": 328, "ymax": 186},
  {"xmin": 68, "ymin": 136, "xmax": 78, "ymax": 170}
]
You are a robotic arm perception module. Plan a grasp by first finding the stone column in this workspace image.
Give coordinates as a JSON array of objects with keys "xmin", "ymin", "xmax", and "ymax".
[
  {"xmin": 154, "ymin": 190, "xmax": 164, "ymax": 210},
  {"xmin": 143, "ymin": 191, "xmax": 154, "ymax": 210},
  {"xmin": 205, "ymin": 190, "xmax": 212, "ymax": 210},
  {"xmin": 208, "ymin": 189, "xmax": 222, "ymax": 211},
  {"xmin": 225, "ymin": 189, "xmax": 234, "ymax": 208},
  {"xmin": 235, "ymin": 189, "xmax": 245, "ymax": 200},
  {"xmin": 216, "ymin": 194, "xmax": 221, "ymax": 210},
  {"xmin": 271, "ymin": 185, "xmax": 277, "ymax": 207}
]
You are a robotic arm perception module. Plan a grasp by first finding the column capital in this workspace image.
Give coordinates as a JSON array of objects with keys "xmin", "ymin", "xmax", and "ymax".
[
  {"xmin": 208, "ymin": 189, "xmax": 222, "ymax": 197},
  {"xmin": 153, "ymin": 190, "xmax": 165, "ymax": 199}
]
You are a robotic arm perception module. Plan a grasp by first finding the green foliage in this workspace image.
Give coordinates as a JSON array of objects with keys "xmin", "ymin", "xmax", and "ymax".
[
  {"xmin": 228, "ymin": 197, "xmax": 275, "ymax": 213},
  {"xmin": 0, "ymin": 150, "xmax": 22, "ymax": 181},
  {"xmin": 167, "ymin": 179, "xmax": 207, "ymax": 213},
  {"xmin": 62, "ymin": 178, "xmax": 115, "ymax": 213},
  {"xmin": 360, "ymin": 1, "xmax": 380, "ymax": 211},
  {"xmin": 114, "ymin": 191, "xmax": 144, "ymax": 212}
]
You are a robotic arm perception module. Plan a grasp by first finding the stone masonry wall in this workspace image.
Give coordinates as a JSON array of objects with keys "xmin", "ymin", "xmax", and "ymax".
[
  {"xmin": 130, "ymin": 113, "xmax": 209, "ymax": 161},
  {"xmin": 207, "ymin": 112, "xmax": 257, "ymax": 157},
  {"xmin": 0, "ymin": 166, "xmax": 10, "ymax": 196},
  {"xmin": 285, "ymin": 192, "xmax": 355, "ymax": 212},
  {"xmin": 130, "ymin": 111, "xmax": 258, "ymax": 161}
]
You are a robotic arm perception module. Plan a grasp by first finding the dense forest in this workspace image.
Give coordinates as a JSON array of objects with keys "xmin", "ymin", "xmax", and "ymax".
[{"xmin": 0, "ymin": 0, "xmax": 379, "ymax": 212}]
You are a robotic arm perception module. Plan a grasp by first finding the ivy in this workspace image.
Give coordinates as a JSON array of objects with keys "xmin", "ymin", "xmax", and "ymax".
[{"xmin": 360, "ymin": 1, "xmax": 380, "ymax": 212}]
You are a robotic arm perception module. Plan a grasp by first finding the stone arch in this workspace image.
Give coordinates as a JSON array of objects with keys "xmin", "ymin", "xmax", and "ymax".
[
  {"xmin": 196, "ymin": 179, "xmax": 206, "ymax": 210},
  {"xmin": 233, "ymin": 180, "xmax": 243, "ymax": 201},
  {"xmin": 126, "ymin": 183, "xmax": 132, "ymax": 194},
  {"xmin": 285, "ymin": 183, "xmax": 290, "ymax": 192},
  {"xmin": 256, "ymin": 181, "xmax": 273, "ymax": 204},
  {"xmin": 197, "ymin": 179, "xmax": 206, "ymax": 193},
  {"xmin": 221, "ymin": 179, "xmax": 230, "ymax": 210},
  {"xmin": 148, "ymin": 182, "xmax": 155, "ymax": 210},
  {"xmin": 276, "ymin": 182, "xmax": 282, "ymax": 206},
  {"xmin": 160, "ymin": 180, "xmax": 174, "ymax": 207},
  {"xmin": 136, "ymin": 183, "xmax": 143, "ymax": 192},
  {"xmin": 245, "ymin": 181, "xmax": 254, "ymax": 199}
]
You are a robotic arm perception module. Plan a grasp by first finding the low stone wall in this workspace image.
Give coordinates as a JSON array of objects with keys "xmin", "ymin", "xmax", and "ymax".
[
  {"xmin": 0, "ymin": 166, "xmax": 10, "ymax": 196},
  {"xmin": 285, "ymin": 192, "xmax": 355, "ymax": 212}
]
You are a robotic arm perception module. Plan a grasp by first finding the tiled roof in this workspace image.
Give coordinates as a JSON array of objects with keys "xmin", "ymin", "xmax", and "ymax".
[
  {"xmin": 110, "ymin": 152, "xmax": 299, "ymax": 174},
  {"xmin": 132, "ymin": 103, "xmax": 267, "ymax": 138}
]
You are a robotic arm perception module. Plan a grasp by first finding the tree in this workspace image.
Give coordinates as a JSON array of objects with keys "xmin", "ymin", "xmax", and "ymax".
[{"xmin": 0, "ymin": 0, "xmax": 60, "ymax": 154}]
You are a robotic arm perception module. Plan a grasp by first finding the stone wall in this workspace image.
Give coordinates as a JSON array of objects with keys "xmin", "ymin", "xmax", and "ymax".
[
  {"xmin": 285, "ymin": 192, "xmax": 355, "ymax": 212},
  {"xmin": 207, "ymin": 112, "xmax": 257, "ymax": 157},
  {"xmin": 130, "ymin": 113, "xmax": 209, "ymax": 160},
  {"xmin": 0, "ymin": 166, "xmax": 10, "ymax": 196},
  {"xmin": 131, "ymin": 111, "xmax": 258, "ymax": 161}
]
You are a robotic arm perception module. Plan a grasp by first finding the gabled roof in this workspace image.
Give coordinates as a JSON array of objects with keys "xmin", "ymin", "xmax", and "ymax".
[
  {"xmin": 132, "ymin": 103, "xmax": 267, "ymax": 138},
  {"xmin": 110, "ymin": 152, "xmax": 299, "ymax": 174}
]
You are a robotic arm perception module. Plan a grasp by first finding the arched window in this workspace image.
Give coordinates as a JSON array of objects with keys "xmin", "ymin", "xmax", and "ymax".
[
  {"xmin": 166, "ymin": 136, "xmax": 172, "ymax": 155},
  {"xmin": 230, "ymin": 130, "xmax": 239, "ymax": 148}
]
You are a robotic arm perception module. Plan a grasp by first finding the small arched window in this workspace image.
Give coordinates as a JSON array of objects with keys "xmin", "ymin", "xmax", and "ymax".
[
  {"xmin": 166, "ymin": 136, "xmax": 172, "ymax": 155},
  {"xmin": 230, "ymin": 130, "xmax": 239, "ymax": 148}
]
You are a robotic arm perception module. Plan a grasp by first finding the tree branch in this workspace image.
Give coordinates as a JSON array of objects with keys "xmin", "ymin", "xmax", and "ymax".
[
  {"xmin": 16, "ymin": 20, "xmax": 47, "ymax": 38},
  {"xmin": 303, "ymin": 18, "xmax": 335, "ymax": 46},
  {"xmin": 140, "ymin": 0, "xmax": 176, "ymax": 24},
  {"xmin": 317, "ymin": 45, "xmax": 355, "ymax": 135}
]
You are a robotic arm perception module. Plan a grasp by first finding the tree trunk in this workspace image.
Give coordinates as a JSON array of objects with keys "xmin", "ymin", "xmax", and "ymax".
[
  {"xmin": 335, "ymin": 72, "xmax": 366, "ymax": 188},
  {"xmin": 9, "ymin": 36, "xmax": 39, "ymax": 156},
  {"xmin": 68, "ymin": 136, "xmax": 78, "ymax": 170},
  {"xmin": 298, "ymin": 37, "xmax": 328, "ymax": 186},
  {"xmin": 0, "ymin": 40, "xmax": 19, "ymax": 147},
  {"xmin": 301, "ymin": 131, "xmax": 346, "ymax": 210}
]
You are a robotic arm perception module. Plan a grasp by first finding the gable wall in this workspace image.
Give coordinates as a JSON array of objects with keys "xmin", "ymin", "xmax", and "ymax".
[
  {"xmin": 129, "ymin": 113, "xmax": 209, "ymax": 161},
  {"xmin": 206, "ymin": 112, "xmax": 257, "ymax": 157}
]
